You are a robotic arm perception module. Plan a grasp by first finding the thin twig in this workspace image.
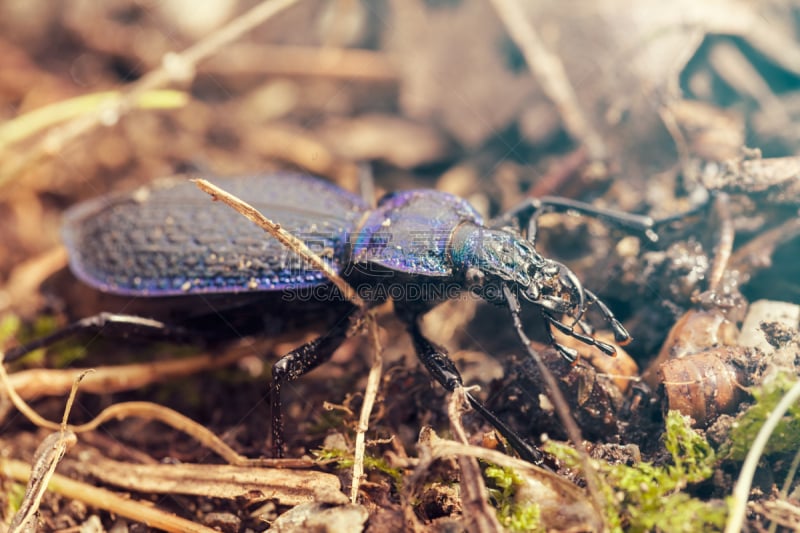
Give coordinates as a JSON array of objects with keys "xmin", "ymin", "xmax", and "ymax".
[
  {"xmin": 707, "ymin": 192, "xmax": 734, "ymax": 292},
  {"xmin": 448, "ymin": 388, "xmax": 504, "ymax": 533},
  {"xmin": 7, "ymin": 370, "xmax": 90, "ymax": 532},
  {"xmin": 76, "ymin": 452, "xmax": 341, "ymax": 504},
  {"xmin": 350, "ymin": 313, "xmax": 383, "ymax": 503},
  {"xmin": 2, "ymin": 459, "xmax": 219, "ymax": 533},
  {"xmin": 7, "ymin": 341, "xmax": 270, "ymax": 400}
]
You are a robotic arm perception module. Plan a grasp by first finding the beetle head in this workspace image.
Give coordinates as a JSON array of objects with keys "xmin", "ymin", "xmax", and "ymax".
[
  {"xmin": 521, "ymin": 259, "xmax": 587, "ymax": 324},
  {"xmin": 456, "ymin": 226, "xmax": 587, "ymax": 321}
]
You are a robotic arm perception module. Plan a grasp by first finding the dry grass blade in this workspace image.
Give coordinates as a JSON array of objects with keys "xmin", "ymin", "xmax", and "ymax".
[
  {"xmin": 6, "ymin": 341, "xmax": 271, "ymax": 401},
  {"xmin": 6, "ymin": 370, "xmax": 89, "ymax": 532},
  {"xmin": 726, "ymin": 380, "xmax": 800, "ymax": 533},
  {"xmin": 350, "ymin": 314, "xmax": 383, "ymax": 503},
  {"xmin": 0, "ymin": 90, "xmax": 187, "ymax": 148},
  {"xmin": 77, "ymin": 453, "xmax": 343, "ymax": 505}
]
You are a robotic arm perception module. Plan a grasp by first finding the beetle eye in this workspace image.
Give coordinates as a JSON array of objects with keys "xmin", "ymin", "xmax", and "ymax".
[
  {"xmin": 465, "ymin": 267, "xmax": 485, "ymax": 288},
  {"xmin": 542, "ymin": 263, "xmax": 559, "ymax": 277}
]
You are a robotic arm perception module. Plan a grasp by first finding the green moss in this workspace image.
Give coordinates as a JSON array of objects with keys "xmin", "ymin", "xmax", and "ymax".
[
  {"xmin": 7, "ymin": 314, "xmax": 87, "ymax": 366},
  {"xmin": 313, "ymin": 447, "xmax": 404, "ymax": 488},
  {"xmin": 5, "ymin": 481, "xmax": 27, "ymax": 519},
  {"xmin": 307, "ymin": 408, "xmax": 349, "ymax": 436},
  {"xmin": 546, "ymin": 411, "xmax": 727, "ymax": 532},
  {"xmin": 0, "ymin": 314, "xmax": 21, "ymax": 346},
  {"xmin": 724, "ymin": 374, "xmax": 800, "ymax": 461},
  {"xmin": 484, "ymin": 465, "xmax": 542, "ymax": 533}
]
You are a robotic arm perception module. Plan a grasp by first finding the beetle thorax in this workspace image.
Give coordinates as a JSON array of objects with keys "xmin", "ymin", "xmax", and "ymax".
[{"xmin": 450, "ymin": 223, "xmax": 547, "ymax": 297}]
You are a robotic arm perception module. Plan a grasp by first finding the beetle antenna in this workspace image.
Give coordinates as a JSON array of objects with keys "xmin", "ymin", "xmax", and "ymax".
[
  {"xmin": 584, "ymin": 289, "xmax": 630, "ymax": 345},
  {"xmin": 545, "ymin": 313, "xmax": 616, "ymax": 357}
]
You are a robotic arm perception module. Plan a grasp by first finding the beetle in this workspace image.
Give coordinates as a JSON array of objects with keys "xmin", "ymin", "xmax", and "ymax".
[{"xmin": 5, "ymin": 172, "xmax": 656, "ymax": 461}]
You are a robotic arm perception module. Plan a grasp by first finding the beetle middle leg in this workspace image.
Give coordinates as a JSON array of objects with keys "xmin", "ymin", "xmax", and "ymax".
[
  {"xmin": 404, "ymin": 318, "xmax": 544, "ymax": 464},
  {"xmin": 270, "ymin": 318, "xmax": 351, "ymax": 457}
]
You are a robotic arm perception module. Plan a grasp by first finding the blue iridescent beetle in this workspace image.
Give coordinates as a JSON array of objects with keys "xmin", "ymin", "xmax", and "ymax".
[{"xmin": 7, "ymin": 173, "xmax": 655, "ymax": 461}]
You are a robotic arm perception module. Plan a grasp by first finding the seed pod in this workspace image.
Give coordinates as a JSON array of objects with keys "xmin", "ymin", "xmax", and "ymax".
[
  {"xmin": 657, "ymin": 347, "xmax": 749, "ymax": 427},
  {"xmin": 642, "ymin": 309, "xmax": 739, "ymax": 388}
]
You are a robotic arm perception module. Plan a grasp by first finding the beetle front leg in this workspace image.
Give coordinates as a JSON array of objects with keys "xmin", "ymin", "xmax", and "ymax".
[
  {"xmin": 404, "ymin": 319, "xmax": 544, "ymax": 464},
  {"xmin": 270, "ymin": 319, "xmax": 350, "ymax": 457}
]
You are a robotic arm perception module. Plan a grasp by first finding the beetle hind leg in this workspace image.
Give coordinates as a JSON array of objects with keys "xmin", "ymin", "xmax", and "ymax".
[{"xmin": 3, "ymin": 312, "xmax": 199, "ymax": 364}]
